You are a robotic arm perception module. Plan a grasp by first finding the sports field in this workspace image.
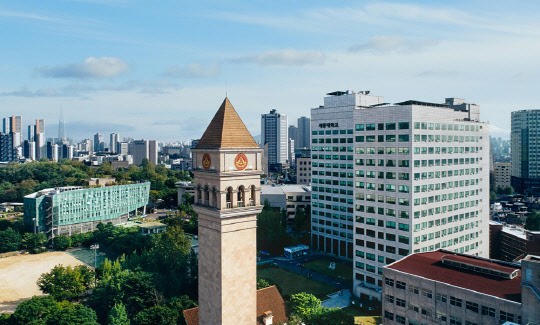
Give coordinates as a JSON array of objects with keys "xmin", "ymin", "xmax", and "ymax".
[{"xmin": 0, "ymin": 251, "xmax": 87, "ymax": 313}]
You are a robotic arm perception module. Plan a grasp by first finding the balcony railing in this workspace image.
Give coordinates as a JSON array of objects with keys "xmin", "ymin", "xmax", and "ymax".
[
  {"xmin": 238, "ymin": 202, "xmax": 245, "ymax": 207},
  {"xmin": 249, "ymin": 199, "xmax": 255, "ymax": 206},
  {"xmin": 226, "ymin": 202, "xmax": 232, "ymax": 209}
]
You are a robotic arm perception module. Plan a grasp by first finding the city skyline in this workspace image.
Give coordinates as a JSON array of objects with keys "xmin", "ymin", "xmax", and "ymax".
[{"xmin": 2, "ymin": 1, "xmax": 539, "ymax": 141}]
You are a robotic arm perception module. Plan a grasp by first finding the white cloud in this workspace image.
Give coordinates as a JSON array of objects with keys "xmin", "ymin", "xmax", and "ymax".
[
  {"xmin": 164, "ymin": 63, "xmax": 220, "ymax": 78},
  {"xmin": 0, "ymin": 10, "xmax": 65, "ymax": 22},
  {"xmin": 37, "ymin": 57, "xmax": 130, "ymax": 79},
  {"xmin": 233, "ymin": 49, "xmax": 325, "ymax": 66},
  {"xmin": 349, "ymin": 35, "xmax": 437, "ymax": 53}
]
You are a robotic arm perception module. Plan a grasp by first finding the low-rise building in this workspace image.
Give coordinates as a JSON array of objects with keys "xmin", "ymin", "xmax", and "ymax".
[
  {"xmin": 176, "ymin": 181, "xmax": 195, "ymax": 203},
  {"xmin": 382, "ymin": 250, "xmax": 526, "ymax": 325},
  {"xmin": 260, "ymin": 184, "xmax": 311, "ymax": 218},
  {"xmin": 489, "ymin": 221, "xmax": 540, "ymax": 261},
  {"xmin": 88, "ymin": 177, "xmax": 116, "ymax": 187},
  {"xmin": 24, "ymin": 182, "xmax": 150, "ymax": 236}
]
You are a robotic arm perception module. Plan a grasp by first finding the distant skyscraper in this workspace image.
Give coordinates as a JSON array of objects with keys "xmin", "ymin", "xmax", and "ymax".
[
  {"xmin": 0, "ymin": 132, "xmax": 15, "ymax": 162},
  {"xmin": 261, "ymin": 109, "xmax": 288, "ymax": 168},
  {"xmin": 288, "ymin": 125, "xmax": 298, "ymax": 148},
  {"xmin": 46, "ymin": 141, "xmax": 59, "ymax": 162},
  {"xmin": 6, "ymin": 116, "xmax": 22, "ymax": 147},
  {"xmin": 110, "ymin": 133, "xmax": 120, "ymax": 153},
  {"xmin": 129, "ymin": 140, "xmax": 150, "ymax": 166},
  {"xmin": 58, "ymin": 108, "xmax": 66, "ymax": 141},
  {"xmin": 148, "ymin": 140, "xmax": 158, "ymax": 166},
  {"xmin": 94, "ymin": 133, "xmax": 104, "ymax": 152},
  {"xmin": 511, "ymin": 109, "xmax": 540, "ymax": 193},
  {"xmin": 23, "ymin": 140, "xmax": 36, "ymax": 160},
  {"xmin": 34, "ymin": 119, "xmax": 45, "ymax": 160},
  {"xmin": 297, "ymin": 116, "xmax": 310, "ymax": 149},
  {"xmin": 2, "ymin": 118, "xmax": 10, "ymax": 134}
]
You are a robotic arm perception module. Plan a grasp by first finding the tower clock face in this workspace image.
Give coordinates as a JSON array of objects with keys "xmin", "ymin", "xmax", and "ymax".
[
  {"xmin": 202, "ymin": 153, "xmax": 211, "ymax": 170},
  {"xmin": 234, "ymin": 153, "xmax": 248, "ymax": 170}
]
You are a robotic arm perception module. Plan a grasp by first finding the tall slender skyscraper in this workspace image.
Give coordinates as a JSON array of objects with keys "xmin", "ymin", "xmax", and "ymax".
[
  {"xmin": 35, "ymin": 119, "xmax": 45, "ymax": 160},
  {"xmin": 261, "ymin": 109, "xmax": 288, "ymax": 169},
  {"xmin": 58, "ymin": 108, "xmax": 66, "ymax": 142},
  {"xmin": 110, "ymin": 133, "xmax": 120, "ymax": 153},
  {"xmin": 297, "ymin": 116, "xmax": 311, "ymax": 149},
  {"xmin": 94, "ymin": 133, "xmax": 104, "ymax": 152}
]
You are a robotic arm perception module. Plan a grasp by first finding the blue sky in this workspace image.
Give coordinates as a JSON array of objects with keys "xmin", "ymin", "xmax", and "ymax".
[{"xmin": 1, "ymin": 0, "xmax": 539, "ymax": 141}]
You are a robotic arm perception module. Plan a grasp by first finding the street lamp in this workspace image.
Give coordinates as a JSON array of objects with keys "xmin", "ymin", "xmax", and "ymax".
[{"xmin": 90, "ymin": 244, "xmax": 99, "ymax": 286}]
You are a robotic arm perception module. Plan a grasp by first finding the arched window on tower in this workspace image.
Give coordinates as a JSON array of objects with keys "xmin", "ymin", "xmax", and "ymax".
[
  {"xmin": 238, "ymin": 185, "xmax": 246, "ymax": 207},
  {"xmin": 226, "ymin": 187, "xmax": 233, "ymax": 209},
  {"xmin": 250, "ymin": 185, "xmax": 256, "ymax": 206},
  {"xmin": 196, "ymin": 185, "xmax": 202, "ymax": 205},
  {"xmin": 204, "ymin": 185, "xmax": 210, "ymax": 206},
  {"xmin": 211, "ymin": 186, "xmax": 218, "ymax": 208}
]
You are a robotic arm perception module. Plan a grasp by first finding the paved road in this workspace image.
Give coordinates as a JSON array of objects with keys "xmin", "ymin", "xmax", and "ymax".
[{"xmin": 321, "ymin": 290, "xmax": 352, "ymax": 308}]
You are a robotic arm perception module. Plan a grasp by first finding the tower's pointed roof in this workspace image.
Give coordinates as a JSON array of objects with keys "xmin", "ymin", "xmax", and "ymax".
[{"xmin": 196, "ymin": 97, "xmax": 259, "ymax": 149}]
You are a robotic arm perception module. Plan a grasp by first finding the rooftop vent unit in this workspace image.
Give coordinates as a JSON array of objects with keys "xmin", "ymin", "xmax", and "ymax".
[{"xmin": 441, "ymin": 254, "xmax": 519, "ymax": 280}]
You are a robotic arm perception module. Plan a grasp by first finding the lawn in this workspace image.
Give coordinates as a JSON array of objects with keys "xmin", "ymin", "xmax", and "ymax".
[
  {"xmin": 258, "ymin": 267, "xmax": 337, "ymax": 299},
  {"xmin": 303, "ymin": 259, "xmax": 353, "ymax": 281},
  {"xmin": 341, "ymin": 306, "xmax": 381, "ymax": 325}
]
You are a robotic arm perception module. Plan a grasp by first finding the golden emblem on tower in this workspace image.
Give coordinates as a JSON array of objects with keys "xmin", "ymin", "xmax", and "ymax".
[
  {"xmin": 202, "ymin": 153, "xmax": 211, "ymax": 170},
  {"xmin": 234, "ymin": 153, "xmax": 248, "ymax": 170}
]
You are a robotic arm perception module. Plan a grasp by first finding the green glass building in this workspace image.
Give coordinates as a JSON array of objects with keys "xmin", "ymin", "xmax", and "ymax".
[{"xmin": 24, "ymin": 182, "xmax": 150, "ymax": 236}]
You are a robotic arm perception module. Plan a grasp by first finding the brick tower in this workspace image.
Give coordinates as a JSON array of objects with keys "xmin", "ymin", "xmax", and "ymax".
[{"xmin": 192, "ymin": 98, "xmax": 263, "ymax": 324}]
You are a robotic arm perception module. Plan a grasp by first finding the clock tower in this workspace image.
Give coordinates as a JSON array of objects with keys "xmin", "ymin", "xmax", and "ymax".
[{"xmin": 192, "ymin": 98, "xmax": 263, "ymax": 325}]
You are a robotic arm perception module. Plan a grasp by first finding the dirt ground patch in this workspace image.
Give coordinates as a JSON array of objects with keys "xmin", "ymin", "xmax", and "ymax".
[{"xmin": 0, "ymin": 251, "xmax": 87, "ymax": 314}]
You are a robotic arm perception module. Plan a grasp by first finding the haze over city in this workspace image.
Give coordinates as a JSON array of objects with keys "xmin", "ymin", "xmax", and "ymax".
[{"xmin": 2, "ymin": 0, "xmax": 540, "ymax": 141}]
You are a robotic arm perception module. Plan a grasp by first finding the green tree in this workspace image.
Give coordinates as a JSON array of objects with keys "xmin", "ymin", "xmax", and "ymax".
[
  {"xmin": 289, "ymin": 293, "xmax": 321, "ymax": 317},
  {"xmin": 257, "ymin": 206, "xmax": 291, "ymax": 256},
  {"xmin": 0, "ymin": 228, "xmax": 22, "ymax": 253},
  {"xmin": 98, "ymin": 258, "xmax": 123, "ymax": 280},
  {"xmin": 107, "ymin": 303, "xmax": 130, "ymax": 325},
  {"xmin": 37, "ymin": 265, "xmax": 94, "ymax": 301},
  {"xmin": 133, "ymin": 306, "xmax": 175, "ymax": 325},
  {"xmin": 257, "ymin": 278, "xmax": 271, "ymax": 289},
  {"xmin": 87, "ymin": 270, "xmax": 158, "ymax": 321},
  {"xmin": 11, "ymin": 296, "xmax": 58, "ymax": 325},
  {"xmin": 490, "ymin": 191, "xmax": 497, "ymax": 203},
  {"xmin": 22, "ymin": 233, "xmax": 47, "ymax": 253},
  {"xmin": 53, "ymin": 236, "xmax": 72, "ymax": 251},
  {"xmin": 525, "ymin": 210, "xmax": 540, "ymax": 231},
  {"xmin": 45, "ymin": 301, "xmax": 98, "ymax": 325},
  {"xmin": 294, "ymin": 206, "xmax": 308, "ymax": 233}
]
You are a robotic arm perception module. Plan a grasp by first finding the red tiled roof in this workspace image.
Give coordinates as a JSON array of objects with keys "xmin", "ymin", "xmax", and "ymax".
[
  {"xmin": 183, "ymin": 307, "xmax": 199, "ymax": 325},
  {"xmin": 386, "ymin": 250, "xmax": 522, "ymax": 303},
  {"xmin": 183, "ymin": 285, "xmax": 288, "ymax": 325},
  {"xmin": 256, "ymin": 285, "xmax": 288, "ymax": 325}
]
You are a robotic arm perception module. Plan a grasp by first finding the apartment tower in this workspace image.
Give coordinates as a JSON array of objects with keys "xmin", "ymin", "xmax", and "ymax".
[{"xmin": 511, "ymin": 109, "xmax": 540, "ymax": 194}]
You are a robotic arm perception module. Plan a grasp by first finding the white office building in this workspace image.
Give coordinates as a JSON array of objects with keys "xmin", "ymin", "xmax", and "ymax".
[
  {"xmin": 261, "ymin": 109, "xmax": 289, "ymax": 168},
  {"xmin": 310, "ymin": 90, "xmax": 490, "ymax": 300}
]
